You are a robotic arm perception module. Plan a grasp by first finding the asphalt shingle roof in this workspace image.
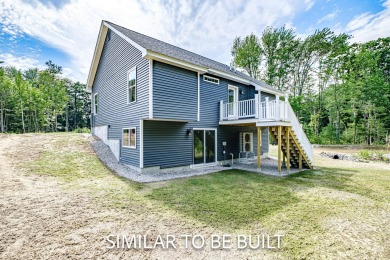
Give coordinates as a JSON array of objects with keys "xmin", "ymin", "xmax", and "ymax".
[{"xmin": 105, "ymin": 21, "xmax": 281, "ymax": 93}]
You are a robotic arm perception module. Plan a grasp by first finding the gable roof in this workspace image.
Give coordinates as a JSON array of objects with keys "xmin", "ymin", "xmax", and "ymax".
[{"xmin": 87, "ymin": 20, "xmax": 283, "ymax": 95}]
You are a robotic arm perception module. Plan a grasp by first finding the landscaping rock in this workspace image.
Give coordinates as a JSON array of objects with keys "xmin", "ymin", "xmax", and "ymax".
[{"xmin": 319, "ymin": 152, "xmax": 362, "ymax": 162}]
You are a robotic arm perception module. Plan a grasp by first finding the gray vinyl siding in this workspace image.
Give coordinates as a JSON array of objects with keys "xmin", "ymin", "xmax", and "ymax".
[
  {"xmin": 143, "ymin": 67, "xmax": 270, "ymax": 169},
  {"xmin": 260, "ymin": 91, "xmax": 276, "ymax": 101},
  {"xmin": 153, "ymin": 61, "xmax": 198, "ymax": 121},
  {"xmin": 143, "ymin": 121, "xmax": 192, "ymax": 168},
  {"xmin": 92, "ymin": 29, "xmax": 149, "ymax": 167}
]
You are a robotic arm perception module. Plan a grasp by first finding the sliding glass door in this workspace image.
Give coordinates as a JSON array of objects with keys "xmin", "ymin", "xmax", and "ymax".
[{"xmin": 193, "ymin": 129, "xmax": 216, "ymax": 164}]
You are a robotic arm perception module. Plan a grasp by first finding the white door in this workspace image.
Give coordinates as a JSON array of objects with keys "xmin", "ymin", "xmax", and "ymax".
[{"xmin": 228, "ymin": 86, "xmax": 238, "ymax": 118}]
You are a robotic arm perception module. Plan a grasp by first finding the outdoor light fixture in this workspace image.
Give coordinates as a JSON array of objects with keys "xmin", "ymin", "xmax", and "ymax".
[
  {"xmin": 187, "ymin": 129, "xmax": 193, "ymax": 136},
  {"xmin": 240, "ymin": 89, "xmax": 245, "ymax": 95}
]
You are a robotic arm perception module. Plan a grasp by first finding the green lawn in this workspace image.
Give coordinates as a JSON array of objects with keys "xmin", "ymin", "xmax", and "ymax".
[{"xmin": 19, "ymin": 133, "xmax": 390, "ymax": 258}]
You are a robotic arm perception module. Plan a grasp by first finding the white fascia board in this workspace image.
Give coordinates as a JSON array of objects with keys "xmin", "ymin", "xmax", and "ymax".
[
  {"xmin": 103, "ymin": 21, "xmax": 147, "ymax": 56},
  {"xmin": 207, "ymin": 68, "xmax": 251, "ymax": 85},
  {"xmin": 86, "ymin": 22, "xmax": 108, "ymax": 91},
  {"xmin": 144, "ymin": 50, "xmax": 208, "ymax": 74}
]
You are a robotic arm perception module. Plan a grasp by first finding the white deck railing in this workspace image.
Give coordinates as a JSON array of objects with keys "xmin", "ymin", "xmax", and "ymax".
[
  {"xmin": 219, "ymin": 96, "xmax": 313, "ymax": 165},
  {"xmin": 220, "ymin": 98, "xmax": 256, "ymax": 120},
  {"xmin": 220, "ymin": 96, "xmax": 288, "ymax": 121}
]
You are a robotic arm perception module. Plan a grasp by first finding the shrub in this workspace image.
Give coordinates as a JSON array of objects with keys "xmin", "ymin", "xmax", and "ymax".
[
  {"xmin": 359, "ymin": 149, "xmax": 372, "ymax": 160},
  {"xmin": 73, "ymin": 127, "xmax": 90, "ymax": 133}
]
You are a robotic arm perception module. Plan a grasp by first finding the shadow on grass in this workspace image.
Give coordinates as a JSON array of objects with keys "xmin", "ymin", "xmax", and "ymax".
[{"xmin": 146, "ymin": 168, "xmax": 362, "ymax": 230}]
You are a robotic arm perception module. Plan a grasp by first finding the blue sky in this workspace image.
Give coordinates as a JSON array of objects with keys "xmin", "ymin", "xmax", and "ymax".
[{"xmin": 1, "ymin": 0, "xmax": 389, "ymax": 82}]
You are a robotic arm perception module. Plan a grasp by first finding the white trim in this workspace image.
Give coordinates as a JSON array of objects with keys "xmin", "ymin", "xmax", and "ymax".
[
  {"xmin": 140, "ymin": 120, "xmax": 144, "ymax": 168},
  {"xmin": 197, "ymin": 72, "xmax": 200, "ymax": 121},
  {"xmin": 144, "ymin": 50, "xmax": 208, "ymax": 74},
  {"xmin": 218, "ymin": 118, "xmax": 291, "ymax": 126},
  {"xmin": 93, "ymin": 93, "xmax": 98, "ymax": 115},
  {"xmin": 207, "ymin": 68, "xmax": 250, "ymax": 85},
  {"xmin": 228, "ymin": 85, "xmax": 238, "ymax": 117},
  {"xmin": 86, "ymin": 23, "xmax": 108, "ymax": 90},
  {"xmin": 103, "ymin": 21, "xmax": 147, "ymax": 56},
  {"xmin": 149, "ymin": 59, "xmax": 153, "ymax": 118},
  {"xmin": 127, "ymin": 66, "xmax": 137, "ymax": 104},
  {"xmin": 122, "ymin": 127, "xmax": 137, "ymax": 148},
  {"xmin": 146, "ymin": 118, "xmax": 190, "ymax": 123},
  {"xmin": 86, "ymin": 22, "xmax": 286, "ymax": 97},
  {"xmin": 203, "ymin": 75, "xmax": 219, "ymax": 84},
  {"xmin": 192, "ymin": 128, "xmax": 218, "ymax": 165}
]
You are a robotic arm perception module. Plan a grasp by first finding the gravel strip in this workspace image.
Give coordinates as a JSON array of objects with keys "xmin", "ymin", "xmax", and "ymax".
[{"xmin": 86, "ymin": 134, "xmax": 307, "ymax": 183}]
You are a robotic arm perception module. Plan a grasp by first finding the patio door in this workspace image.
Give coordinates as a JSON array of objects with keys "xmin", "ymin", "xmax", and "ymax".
[
  {"xmin": 193, "ymin": 129, "xmax": 216, "ymax": 165},
  {"xmin": 228, "ymin": 86, "xmax": 238, "ymax": 117}
]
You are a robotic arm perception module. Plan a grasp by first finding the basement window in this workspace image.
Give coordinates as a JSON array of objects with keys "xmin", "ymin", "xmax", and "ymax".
[
  {"xmin": 240, "ymin": 132, "xmax": 253, "ymax": 152},
  {"xmin": 123, "ymin": 128, "xmax": 136, "ymax": 148},
  {"xmin": 203, "ymin": 75, "xmax": 219, "ymax": 84}
]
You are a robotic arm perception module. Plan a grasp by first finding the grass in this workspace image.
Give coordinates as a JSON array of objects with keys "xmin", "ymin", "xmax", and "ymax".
[{"xmin": 17, "ymin": 133, "xmax": 390, "ymax": 258}]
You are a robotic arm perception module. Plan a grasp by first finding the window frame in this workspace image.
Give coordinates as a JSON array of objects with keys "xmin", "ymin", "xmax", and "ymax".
[
  {"xmin": 203, "ymin": 75, "xmax": 219, "ymax": 84},
  {"xmin": 94, "ymin": 93, "xmax": 98, "ymax": 115},
  {"xmin": 127, "ymin": 67, "xmax": 137, "ymax": 104},
  {"xmin": 240, "ymin": 132, "xmax": 254, "ymax": 153},
  {"xmin": 122, "ymin": 127, "xmax": 137, "ymax": 149}
]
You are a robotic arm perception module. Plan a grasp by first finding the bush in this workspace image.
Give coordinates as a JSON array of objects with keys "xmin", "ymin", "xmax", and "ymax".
[
  {"xmin": 359, "ymin": 149, "xmax": 372, "ymax": 160},
  {"xmin": 72, "ymin": 127, "xmax": 90, "ymax": 133}
]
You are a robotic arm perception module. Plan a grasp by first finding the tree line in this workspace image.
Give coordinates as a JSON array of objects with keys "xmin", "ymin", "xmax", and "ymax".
[
  {"xmin": 0, "ymin": 61, "xmax": 91, "ymax": 133},
  {"xmin": 232, "ymin": 27, "xmax": 390, "ymax": 145}
]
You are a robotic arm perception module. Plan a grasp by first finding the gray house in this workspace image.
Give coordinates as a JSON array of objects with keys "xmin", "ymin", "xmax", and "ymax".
[{"xmin": 86, "ymin": 21, "xmax": 313, "ymax": 174}]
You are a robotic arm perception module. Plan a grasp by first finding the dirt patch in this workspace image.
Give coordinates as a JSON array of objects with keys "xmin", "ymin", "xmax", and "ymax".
[
  {"xmin": 1, "ymin": 134, "xmax": 389, "ymax": 259},
  {"xmin": 0, "ymin": 134, "xmax": 269, "ymax": 259}
]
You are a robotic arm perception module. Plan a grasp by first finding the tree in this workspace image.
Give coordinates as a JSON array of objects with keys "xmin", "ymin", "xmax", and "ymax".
[{"xmin": 231, "ymin": 33, "xmax": 262, "ymax": 78}]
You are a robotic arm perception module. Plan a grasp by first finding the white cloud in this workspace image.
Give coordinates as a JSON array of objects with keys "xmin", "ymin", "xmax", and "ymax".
[
  {"xmin": 0, "ymin": 0, "xmax": 313, "ymax": 82},
  {"xmin": 346, "ymin": 12, "xmax": 376, "ymax": 31},
  {"xmin": 317, "ymin": 9, "xmax": 339, "ymax": 24},
  {"xmin": 346, "ymin": 0, "xmax": 390, "ymax": 43},
  {"xmin": 0, "ymin": 53, "xmax": 43, "ymax": 71},
  {"xmin": 304, "ymin": 0, "xmax": 315, "ymax": 11}
]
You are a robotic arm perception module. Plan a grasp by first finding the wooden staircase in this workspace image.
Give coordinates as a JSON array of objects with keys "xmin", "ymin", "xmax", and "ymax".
[{"xmin": 269, "ymin": 126, "xmax": 313, "ymax": 170}]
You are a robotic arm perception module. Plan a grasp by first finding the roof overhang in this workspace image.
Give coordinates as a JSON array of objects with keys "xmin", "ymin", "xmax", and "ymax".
[
  {"xmin": 86, "ymin": 21, "xmax": 107, "ymax": 92},
  {"xmin": 143, "ymin": 50, "xmax": 208, "ymax": 74},
  {"xmin": 86, "ymin": 21, "xmax": 147, "ymax": 92},
  {"xmin": 86, "ymin": 21, "xmax": 285, "ymax": 96}
]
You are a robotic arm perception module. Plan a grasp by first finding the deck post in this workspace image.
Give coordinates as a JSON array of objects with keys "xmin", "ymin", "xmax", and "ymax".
[
  {"xmin": 299, "ymin": 151, "xmax": 302, "ymax": 170},
  {"xmin": 257, "ymin": 127, "xmax": 261, "ymax": 170},
  {"xmin": 286, "ymin": 126, "xmax": 290, "ymax": 173},
  {"xmin": 276, "ymin": 95, "xmax": 280, "ymax": 121},
  {"xmin": 278, "ymin": 125, "xmax": 282, "ymax": 173},
  {"xmin": 255, "ymin": 94, "xmax": 259, "ymax": 119}
]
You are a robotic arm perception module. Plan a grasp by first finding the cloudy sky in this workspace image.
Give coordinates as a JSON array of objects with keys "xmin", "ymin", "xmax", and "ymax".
[{"xmin": 1, "ymin": 0, "xmax": 389, "ymax": 82}]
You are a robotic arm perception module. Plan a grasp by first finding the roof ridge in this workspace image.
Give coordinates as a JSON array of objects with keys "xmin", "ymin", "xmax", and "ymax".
[
  {"xmin": 105, "ymin": 20, "xmax": 235, "ymax": 71},
  {"xmin": 102, "ymin": 20, "xmax": 282, "ymax": 94}
]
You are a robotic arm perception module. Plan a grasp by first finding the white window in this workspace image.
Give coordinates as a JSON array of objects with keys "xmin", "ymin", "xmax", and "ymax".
[
  {"xmin": 127, "ymin": 67, "xmax": 137, "ymax": 103},
  {"xmin": 94, "ymin": 93, "xmax": 98, "ymax": 114},
  {"xmin": 240, "ymin": 132, "xmax": 253, "ymax": 152},
  {"xmin": 203, "ymin": 75, "xmax": 219, "ymax": 84},
  {"xmin": 123, "ymin": 128, "xmax": 136, "ymax": 148}
]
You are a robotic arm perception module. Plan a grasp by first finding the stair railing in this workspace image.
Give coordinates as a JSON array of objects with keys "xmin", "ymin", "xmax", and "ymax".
[{"xmin": 287, "ymin": 103, "xmax": 314, "ymax": 163}]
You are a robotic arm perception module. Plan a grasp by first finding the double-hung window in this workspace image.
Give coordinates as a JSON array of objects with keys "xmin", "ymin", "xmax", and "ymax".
[
  {"xmin": 127, "ymin": 67, "xmax": 137, "ymax": 103},
  {"xmin": 123, "ymin": 128, "xmax": 136, "ymax": 148},
  {"xmin": 94, "ymin": 93, "xmax": 98, "ymax": 114}
]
